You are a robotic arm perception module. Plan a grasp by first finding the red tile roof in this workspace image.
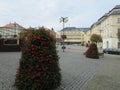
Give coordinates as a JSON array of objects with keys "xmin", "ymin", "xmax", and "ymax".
[{"xmin": 3, "ymin": 22, "xmax": 25, "ymax": 30}]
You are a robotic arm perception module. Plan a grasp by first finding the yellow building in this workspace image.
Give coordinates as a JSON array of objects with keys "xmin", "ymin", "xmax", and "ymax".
[
  {"xmin": 86, "ymin": 5, "xmax": 120, "ymax": 49},
  {"xmin": 59, "ymin": 27, "xmax": 89, "ymax": 44},
  {"xmin": 85, "ymin": 28, "xmax": 91, "ymax": 45}
]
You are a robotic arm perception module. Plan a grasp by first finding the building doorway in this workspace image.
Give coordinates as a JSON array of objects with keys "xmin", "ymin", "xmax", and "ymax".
[{"xmin": 106, "ymin": 41, "xmax": 109, "ymax": 48}]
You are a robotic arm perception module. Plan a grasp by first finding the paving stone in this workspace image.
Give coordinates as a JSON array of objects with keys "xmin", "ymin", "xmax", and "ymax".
[{"xmin": 0, "ymin": 46, "xmax": 104, "ymax": 90}]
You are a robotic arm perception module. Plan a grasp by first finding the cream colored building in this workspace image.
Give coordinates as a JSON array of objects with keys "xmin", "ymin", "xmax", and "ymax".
[
  {"xmin": 0, "ymin": 22, "xmax": 25, "ymax": 39},
  {"xmin": 0, "ymin": 22, "xmax": 25, "ymax": 45},
  {"xmin": 59, "ymin": 27, "xmax": 89, "ymax": 44},
  {"xmin": 85, "ymin": 28, "xmax": 91, "ymax": 44},
  {"xmin": 86, "ymin": 5, "xmax": 120, "ymax": 49}
]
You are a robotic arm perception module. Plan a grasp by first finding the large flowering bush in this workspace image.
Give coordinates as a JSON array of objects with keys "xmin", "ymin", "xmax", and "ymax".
[
  {"xmin": 14, "ymin": 28, "xmax": 61, "ymax": 90},
  {"xmin": 86, "ymin": 43, "xmax": 99, "ymax": 59}
]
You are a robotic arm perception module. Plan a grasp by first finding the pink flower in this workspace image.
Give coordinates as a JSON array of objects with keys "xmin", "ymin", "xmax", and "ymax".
[
  {"xmin": 32, "ymin": 72, "xmax": 41, "ymax": 79},
  {"xmin": 36, "ymin": 72, "xmax": 41, "ymax": 77},
  {"xmin": 16, "ymin": 68, "xmax": 19, "ymax": 73}
]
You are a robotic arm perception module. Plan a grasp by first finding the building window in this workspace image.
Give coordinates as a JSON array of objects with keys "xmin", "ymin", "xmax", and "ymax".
[
  {"xmin": 118, "ymin": 42, "xmax": 120, "ymax": 48},
  {"xmin": 4, "ymin": 39, "xmax": 17, "ymax": 45},
  {"xmin": 118, "ymin": 18, "xmax": 120, "ymax": 23},
  {"xmin": 118, "ymin": 29, "xmax": 120, "ymax": 33},
  {"xmin": 118, "ymin": 29, "xmax": 120, "ymax": 41}
]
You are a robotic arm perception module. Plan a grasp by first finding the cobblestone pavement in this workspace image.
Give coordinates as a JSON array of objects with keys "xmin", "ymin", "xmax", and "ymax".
[
  {"xmin": 0, "ymin": 52, "xmax": 21, "ymax": 90},
  {"xmin": 82, "ymin": 54, "xmax": 120, "ymax": 90},
  {"xmin": 56, "ymin": 45, "xmax": 103, "ymax": 90},
  {"xmin": 0, "ymin": 45, "xmax": 104, "ymax": 90}
]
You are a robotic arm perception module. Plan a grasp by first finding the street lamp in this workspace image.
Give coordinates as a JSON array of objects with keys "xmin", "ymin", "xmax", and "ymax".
[{"xmin": 60, "ymin": 17, "xmax": 68, "ymax": 52}]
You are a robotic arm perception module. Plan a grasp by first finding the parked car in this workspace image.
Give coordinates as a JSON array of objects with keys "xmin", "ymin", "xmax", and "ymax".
[{"xmin": 103, "ymin": 48, "xmax": 120, "ymax": 55}]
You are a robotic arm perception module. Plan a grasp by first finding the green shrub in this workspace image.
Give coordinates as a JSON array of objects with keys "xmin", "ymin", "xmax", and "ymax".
[
  {"xmin": 14, "ymin": 27, "xmax": 61, "ymax": 90},
  {"xmin": 86, "ymin": 43, "xmax": 99, "ymax": 59}
]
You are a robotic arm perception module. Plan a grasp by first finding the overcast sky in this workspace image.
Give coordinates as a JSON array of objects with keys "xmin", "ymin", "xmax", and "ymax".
[{"xmin": 0, "ymin": 0, "xmax": 120, "ymax": 31}]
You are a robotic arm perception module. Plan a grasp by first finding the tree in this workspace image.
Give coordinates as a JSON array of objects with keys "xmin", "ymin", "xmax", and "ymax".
[
  {"xmin": 19, "ymin": 29, "xmax": 29, "ymax": 40},
  {"xmin": 90, "ymin": 34, "xmax": 102, "ymax": 43},
  {"xmin": 14, "ymin": 28, "xmax": 61, "ymax": 90}
]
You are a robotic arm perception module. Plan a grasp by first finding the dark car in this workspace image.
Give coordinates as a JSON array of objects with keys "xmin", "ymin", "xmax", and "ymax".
[{"xmin": 103, "ymin": 48, "xmax": 120, "ymax": 55}]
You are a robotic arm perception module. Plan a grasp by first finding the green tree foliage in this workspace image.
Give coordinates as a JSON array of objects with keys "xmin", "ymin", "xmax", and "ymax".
[
  {"xmin": 19, "ymin": 29, "xmax": 28, "ymax": 40},
  {"xmin": 86, "ymin": 43, "xmax": 99, "ymax": 59},
  {"xmin": 14, "ymin": 27, "xmax": 61, "ymax": 90},
  {"xmin": 90, "ymin": 34, "xmax": 102, "ymax": 43}
]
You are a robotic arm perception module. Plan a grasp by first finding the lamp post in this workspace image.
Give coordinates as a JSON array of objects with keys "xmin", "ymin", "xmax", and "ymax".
[
  {"xmin": 60, "ymin": 17, "xmax": 68, "ymax": 52},
  {"xmin": 14, "ymin": 22, "xmax": 17, "ymax": 37}
]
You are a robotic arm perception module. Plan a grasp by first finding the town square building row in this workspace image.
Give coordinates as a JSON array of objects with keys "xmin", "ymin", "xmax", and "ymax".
[
  {"xmin": 86, "ymin": 5, "xmax": 120, "ymax": 49},
  {"xmin": 0, "ymin": 5, "xmax": 120, "ymax": 49},
  {"xmin": 58, "ymin": 5, "xmax": 120, "ymax": 49},
  {"xmin": 0, "ymin": 22, "xmax": 56, "ymax": 45}
]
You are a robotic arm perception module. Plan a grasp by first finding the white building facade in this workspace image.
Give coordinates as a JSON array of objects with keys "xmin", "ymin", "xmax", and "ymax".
[
  {"xmin": 86, "ymin": 5, "xmax": 120, "ymax": 49},
  {"xmin": 0, "ymin": 22, "xmax": 25, "ymax": 39}
]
